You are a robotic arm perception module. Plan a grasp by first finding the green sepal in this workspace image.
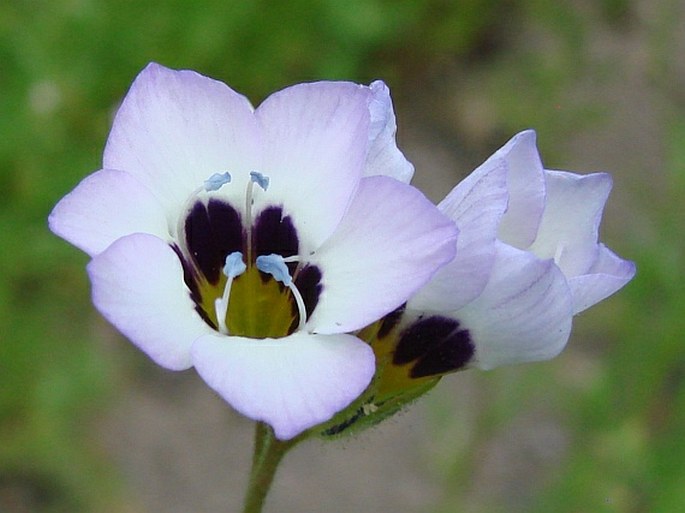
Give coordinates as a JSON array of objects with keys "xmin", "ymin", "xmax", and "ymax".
[{"xmin": 312, "ymin": 376, "xmax": 440, "ymax": 440}]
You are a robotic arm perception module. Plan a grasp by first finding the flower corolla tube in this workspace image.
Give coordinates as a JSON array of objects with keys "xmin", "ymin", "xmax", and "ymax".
[{"xmin": 49, "ymin": 63, "xmax": 459, "ymax": 440}]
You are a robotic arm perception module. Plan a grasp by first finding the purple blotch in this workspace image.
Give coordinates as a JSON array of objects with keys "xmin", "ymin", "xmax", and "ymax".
[
  {"xmin": 394, "ymin": 316, "xmax": 474, "ymax": 378},
  {"xmin": 184, "ymin": 199, "xmax": 244, "ymax": 285}
]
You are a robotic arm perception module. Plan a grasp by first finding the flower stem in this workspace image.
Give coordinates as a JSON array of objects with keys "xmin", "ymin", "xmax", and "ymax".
[{"xmin": 242, "ymin": 422, "xmax": 299, "ymax": 513}]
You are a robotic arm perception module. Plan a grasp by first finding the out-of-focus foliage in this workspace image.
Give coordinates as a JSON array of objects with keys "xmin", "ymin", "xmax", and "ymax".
[{"xmin": 1, "ymin": 0, "xmax": 683, "ymax": 512}]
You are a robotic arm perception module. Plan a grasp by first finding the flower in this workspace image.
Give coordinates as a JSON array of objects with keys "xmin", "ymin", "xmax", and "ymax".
[
  {"xmin": 49, "ymin": 63, "xmax": 458, "ymax": 440},
  {"xmin": 365, "ymin": 130, "xmax": 635, "ymax": 400}
]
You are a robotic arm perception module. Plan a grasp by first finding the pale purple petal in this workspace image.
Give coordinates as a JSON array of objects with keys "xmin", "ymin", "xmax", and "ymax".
[
  {"xmin": 492, "ymin": 130, "xmax": 546, "ymax": 248},
  {"xmin": 363, "ymin": 80, "xmax": 414, "ymax": 183},
  {"xmin": 88, "ymin": 233, "xmax": 214, "ymax": 370},
  {"xmin": 409, "ymin": 157, "xmax": 508, "ymax": 311},
  {"xmin": 49, "ymin": 169, "xmax": 169, "ymax": 256},
  {"xmin": 529, "ymin": 171, "xmax": 613, "ymax": 277},
  {"xmin": 191, "ymin": 332, "xmax": 375, "ymax": 440},
  {"xmin": 307, "ymin": 176, "xmax": 458, "ymax": 334},
  {"xmin": 103, "ymin": 63, "xmax": 260, "ymax": 217},
  {"xmin": 568, "ymin": 244, "xmax": 636, "ymax": 314},
  {"xmin": 457, "ymin": 242, "xmax": 573, "ymax": 370},
  {"xmin": 255, "ymin": 82, "xmax": 371, "ymax": 253}
]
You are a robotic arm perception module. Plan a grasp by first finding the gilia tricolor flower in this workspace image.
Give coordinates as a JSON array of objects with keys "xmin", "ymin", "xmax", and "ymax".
[
  {"xmin": 364, "ymin": 130, "xmax": 635, "ymax": 407},
  {"xmin": 49, "ymin": 63, "xmax": 458, "ymax": 440}
]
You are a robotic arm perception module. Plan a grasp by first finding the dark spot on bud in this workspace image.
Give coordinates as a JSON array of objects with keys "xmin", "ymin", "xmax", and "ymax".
[
  {"xmin": 410, "ymin": 329, "xmax": 473, "ymax": 378},
  {"xmin": 394, "ymin": 316, "xmax": 458, "ymax": 365},
  {"xmin": 377, "ymin": 303, "xmax": 406, "ymax": 339},
  {"xmin": 394, "ymin": 316, "xmax": 474, "ymax": 378}
]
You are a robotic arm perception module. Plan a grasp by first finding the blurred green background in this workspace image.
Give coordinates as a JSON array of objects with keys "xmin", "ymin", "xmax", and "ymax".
[{"xmin": 1, "ymin": 0, "xmax": 683, "ymax": 512}]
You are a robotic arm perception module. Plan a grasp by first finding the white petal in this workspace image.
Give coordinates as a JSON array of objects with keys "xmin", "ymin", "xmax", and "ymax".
[
  {"xmin": 88, "ymin": 233, "xmax": 214, "ymax": 370},
  {"xmin": 255, "ymin": 81, "xmax": 371, "ymax": 253},
  {"xmin": 191, "ymin": 332, "xmax": 375, "ymax": 440},
  {"xmin": 409, "ymin": 157, "xmax": 508, "ymax": 311},
  {"xmin": 492, "ymin": 130, "xmax": 546, "ymax": 248},
  {"xmin": 568, "ymin": 243, "xmax": 636, "ymax": 314},
  {"xmin": 49, "ymin": 169, "xmax": 169, "ymax": 256},
  {"xmin": 103, "ymin": 63, "xmax": 260, "ymax": 220},
  {"xmin": 458, "ymin": 242, "xmax": 573, "ymax": 369},
  {"xmin": 528, "ymin": 170, "xmax": 613, "ymax": 277},
  {"xmin": 363, "ymin": 80, "xmax": 414, "ymax": 183},
  {"xmin": 307, "ymin": 176, "xmax": 458, "ymax": 334}
]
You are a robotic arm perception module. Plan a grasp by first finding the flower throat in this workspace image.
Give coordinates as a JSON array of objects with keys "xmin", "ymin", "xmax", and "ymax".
[{"xmin": 172, "ymin": 172, "xmax": 323, "ymax": 339}]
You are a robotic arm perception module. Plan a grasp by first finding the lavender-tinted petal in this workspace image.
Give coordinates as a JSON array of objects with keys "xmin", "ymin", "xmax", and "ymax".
[
  {"xmin": 307, "ymin": 176, "xmax": 457, "ymax": 334},
  {"xmin": 491, "ymin": 130, "xmax": 546, "ymax": 248},
  {"xmin": 457, "ymin": 242, "xmax": 574, "ymax": 369},
  {"xmin": 568, "ymin": 243, "xmax": 636, "ymax": 314},
  {"xmin": 191, "ymin": 332, "xmax": 375, "ymax": 440},
  {"xmin": 410, "ymin": 157, "xmax": 508, "ymax": 311},
  {"xmin": 529, "ymin": 170, "xmax": 613, "ymax": 277},
  {"xmin": 103, "ymin": 62, "xmax": 260, "ymax": 216},
  {"xmin": 364, "ymin": 80, "xmax": 414, "ymax": 183},
  {"xmin": 88, "ymin": 233, "xmax": 213, "ymax": 370},
  {"xmin": 49, "ymin": 169, "xmax": 169, "ymax": 256},
  {"xmin": 255, "ymin": 81, "xmax": 371, "ymax": 254}
]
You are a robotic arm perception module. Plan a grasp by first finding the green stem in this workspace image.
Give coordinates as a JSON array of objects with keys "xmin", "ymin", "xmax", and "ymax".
[{"xmin": 242, "ymin": 422, "xmax": 300, "ymax": 513}]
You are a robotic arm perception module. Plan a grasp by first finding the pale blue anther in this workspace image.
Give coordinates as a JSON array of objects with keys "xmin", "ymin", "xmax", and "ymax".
[
  {"xmin": 223, "ymin": 251, "xmax": 246, "ymax": 278},
  {"xmin": 256, "ymin": 254, "xmax": 292, "ymax": 285},
  {"xmin": 204, "ymin": 172, "xmax": 232, "ymax": 192},
  {"xmin": 250, "ymin": 171, "xmax": 270, "ymax": 191}
]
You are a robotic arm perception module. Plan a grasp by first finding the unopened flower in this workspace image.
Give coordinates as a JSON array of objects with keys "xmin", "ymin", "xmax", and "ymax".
[
  {"xmin": 362, "ymin": 130, "xmax": 635, "ymax": 405},
  {"xmin": 49, "ymin": 63, "xmax": 458, "ymax": 440}
]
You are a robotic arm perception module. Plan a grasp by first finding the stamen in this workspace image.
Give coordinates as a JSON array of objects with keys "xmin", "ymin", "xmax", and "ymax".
[
  {"xmin": 256, "ymin": 254, "xmax": 307, "ymax": 330},
  {"xmin": 204, "ymin": 171, "xmax": 232, "ymax": 192},
  {"xmin": 245, "ymin": 171, "xmax": 270, "ymax": 262},
  {"xmin": 175, "ymin": 171, "xmax": 232, "ymax": 250},
  {"xmin": 224, "ymin": 251, "xmax": 248, "ymax": 278},
  {"xmin": 250, "ymin": 171, "xmax": 270, "ymax": 191},
  {"xmin": 256, "ymin": 254, "xmax": 292, "ymax": 284},
  {"xmin": 214, "ymin": 251, "xmax": 246, "ymax": 335}
]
